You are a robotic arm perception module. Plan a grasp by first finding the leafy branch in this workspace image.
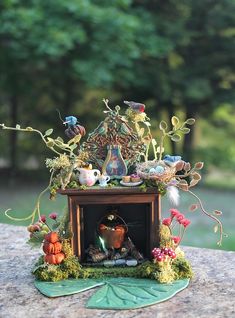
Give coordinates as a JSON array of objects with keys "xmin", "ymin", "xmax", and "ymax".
[
  {"xmin": 175, "ymin": 161, "xmax": 204, "ymax": 191},
  {"xmin": 0, "ymin": 123, "xmax": 79, "ymax": 158},
  {"xmin": 158, "ymin": 116, "xmax": 195, "ymax": 160}
]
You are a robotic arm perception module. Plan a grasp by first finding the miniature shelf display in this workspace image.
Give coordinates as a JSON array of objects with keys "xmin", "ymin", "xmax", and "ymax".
[{"xmin": 1, "ymin": 99, "xmax": 225, "ymax": 309}]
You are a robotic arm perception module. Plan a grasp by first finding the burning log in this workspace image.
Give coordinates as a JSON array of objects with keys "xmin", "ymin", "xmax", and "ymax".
[{"xmin": 86, "ymin": 245, "xmax": 108, "ymax": 263}]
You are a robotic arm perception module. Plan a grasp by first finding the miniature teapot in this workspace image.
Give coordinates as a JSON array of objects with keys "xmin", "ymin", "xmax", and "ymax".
[
  {"xmin": 76, "ymin": 168, "xmax": 101, "ymax": 187},
  {"xmin": 98, "ymin": 174, "xmax": 111, "ymax": 187}
]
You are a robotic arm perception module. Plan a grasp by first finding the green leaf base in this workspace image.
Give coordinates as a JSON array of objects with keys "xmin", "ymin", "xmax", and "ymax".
[{"xmin": 35, "ymin": 277, "xmax": 190, "ymax": 310}]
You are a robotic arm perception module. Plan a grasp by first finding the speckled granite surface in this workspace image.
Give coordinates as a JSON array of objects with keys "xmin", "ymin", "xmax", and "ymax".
[{"xmin": 0, "ymin": 224, "xmax": 234, "ymax": 318}]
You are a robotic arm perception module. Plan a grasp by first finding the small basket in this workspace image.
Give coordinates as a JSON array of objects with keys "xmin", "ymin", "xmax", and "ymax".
[
  {"xmin": 136, "ymin": 160, "xmax": 176, "ymax": 183},
  {"xmin": 98, "ymin": 213, "xmax": 128, "ymax": 249}
]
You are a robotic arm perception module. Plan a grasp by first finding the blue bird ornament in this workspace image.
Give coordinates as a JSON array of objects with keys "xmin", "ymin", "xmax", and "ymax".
[
  {"xmin": 63, "ymin": 116, "xmax": 78, "ymax": 127},
  {"xmin": 64, "ymin": 115, "xmax": 86, "ymax": 139},
  {"xmin": 164, "ymin": 155, "xmax": 182, "ymax": 167}
]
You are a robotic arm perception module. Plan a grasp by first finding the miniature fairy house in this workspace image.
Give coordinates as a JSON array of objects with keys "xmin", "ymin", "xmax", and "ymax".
[{"xmin": 1, "ymin": 98, "xmax": 224, "ymax": 293}]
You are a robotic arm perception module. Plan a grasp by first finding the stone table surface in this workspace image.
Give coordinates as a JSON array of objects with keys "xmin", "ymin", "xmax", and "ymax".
[{"xmin": 0, "ymin": 224, "xmax": 234, "ymax": 318}]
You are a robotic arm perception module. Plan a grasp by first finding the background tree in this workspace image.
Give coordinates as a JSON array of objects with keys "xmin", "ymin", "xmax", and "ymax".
[{"xmin": 0, "ymin": 0, "xmax": 234, "ymax": 178}]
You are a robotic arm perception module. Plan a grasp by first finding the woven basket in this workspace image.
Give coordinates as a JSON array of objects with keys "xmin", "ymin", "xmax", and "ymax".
[{"xmin": 136, "ymin": 160, "xmax": 176, "ymax": 183}]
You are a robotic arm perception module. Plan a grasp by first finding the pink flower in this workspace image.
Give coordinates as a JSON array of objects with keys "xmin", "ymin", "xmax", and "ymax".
[
  {"xmin": 49, "ymin": 212, "xmax": 58, "ymax": 220},
  {"xmin": 172, "ymin": 236, "xmax": 181, "ymax": 244},
  {"xmin": 162, "ymin": 217, "xmax": 172, "ymax": 226},
  {"xmin": 176, "ymin": 213, "xmax": 184, "ymax": 222},
  {"xmin": 180, "ymin": 219, "xmax": 191, "ymax": 228},
  {"xmin": 170, "ymin": 209, "xmax": 180, "ymax": 218},
  {"xmin": 39, "ymin": 215, "xmax": 46, "ymax": 223}
]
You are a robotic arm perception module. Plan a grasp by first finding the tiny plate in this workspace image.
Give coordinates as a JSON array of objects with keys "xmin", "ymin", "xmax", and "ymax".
[{"xmin": 120, "ymin": 180, "xmax": 143, "ymax": 187}]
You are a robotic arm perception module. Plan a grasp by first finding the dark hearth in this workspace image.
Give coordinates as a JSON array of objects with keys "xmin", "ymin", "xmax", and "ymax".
[
  {"xmin": 84, "ymin": 212, "xmax": 144, "ymax": 266},
  {"xmin": 60, "ymin": 188, "xmax": 161, "ymax": 264}
]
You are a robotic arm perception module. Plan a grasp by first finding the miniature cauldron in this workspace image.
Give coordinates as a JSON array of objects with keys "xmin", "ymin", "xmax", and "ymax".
[{"xmin": 98, "ymin": 213, "xmax": 128, "ymax": 249}]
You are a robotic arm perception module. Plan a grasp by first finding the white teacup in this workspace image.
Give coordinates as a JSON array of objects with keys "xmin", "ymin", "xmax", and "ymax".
[{"xmin": 98, "ymin": 174, "xmax": 110, "ymax": 187}]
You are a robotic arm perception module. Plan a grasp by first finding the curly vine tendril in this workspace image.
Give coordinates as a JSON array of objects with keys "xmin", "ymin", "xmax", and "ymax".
[
  {"xmin": 187, "ymin": 189, "xmax": 227, "ymax": 246},
  {"xmin": 3, "ymin": 170, "xmax": 55, "ymax": 225}
]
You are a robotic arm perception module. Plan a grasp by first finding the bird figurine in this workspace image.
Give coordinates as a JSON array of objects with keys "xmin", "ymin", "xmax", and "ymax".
[
  {"xmin": 163, "ymin": 155, "xmax": 182, "ymax": 167},
  {"xmin": 123, "ymin": 100, "xmax": 145, "ymax": 113},
  {"xmin": 63, "ymin": 116, "xmax": 77, "ymax": 126},
  {"xmin": 63, "ymin": 116, "xmax": 86, "ymax": 139}
]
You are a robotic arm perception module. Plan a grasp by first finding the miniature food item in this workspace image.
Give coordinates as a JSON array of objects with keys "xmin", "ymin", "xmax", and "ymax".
[
  {"xmin": 130, "ymin": 174, "xmax": 140, "ymax": 182},
  {"xmin": 122, "ymin": 176, "xmax": 131, "ymax": 183}
]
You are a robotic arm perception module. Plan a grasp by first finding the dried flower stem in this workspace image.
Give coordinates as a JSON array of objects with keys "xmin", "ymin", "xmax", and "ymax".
[
  {"xmin": 187, "ymin": 189, "xmax": 224, "ymax": 246},
  {"xmin": 158, "ymin": 133, "xmax": 166, "ymax": 160},
  {"xmin": 102, "ymin": 98, "xmax": 113, "ymax": 112},
  {"xmin": 178, "ymin": 227, "xmax": 186, "ymax": 247}
]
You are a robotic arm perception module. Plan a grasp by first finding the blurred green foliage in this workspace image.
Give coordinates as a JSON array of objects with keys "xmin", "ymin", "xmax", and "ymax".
[{"xmin": 0, "ymin": 0, "xmax": 234, "ymax": 179}]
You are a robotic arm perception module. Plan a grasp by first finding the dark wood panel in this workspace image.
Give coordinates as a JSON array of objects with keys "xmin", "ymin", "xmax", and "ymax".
[
  {"xmin": 70, "ymin": 195, "xmax": 155, "ymax": 205},
  {"xmin": 58, "ymin": 187, "xmax": 159, "ymax": 196}
]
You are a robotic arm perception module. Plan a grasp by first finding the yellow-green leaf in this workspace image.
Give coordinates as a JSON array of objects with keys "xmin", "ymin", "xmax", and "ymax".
[
  {"xmin": 138, "ymin": 128, "xmax": 145, "ymax": 137},
  {"xmin": 45, "ymin": 129, "xmax": 53, "ymax": 136},
  {"xmin": 171, "ymin": 116, "xmax": 179, "ymax": 127},
  {"xmin": 159, "ymin": 120, "xmax": 167, "ymax": 131},
  {"xmin": 171, "ymin": 134, "xmax": 181, "ymax": 142},
  {"xmin": 68, "ymin": 135, "xmax": 81, "ymax": 145},
  {"xmin": 156, "ymin": 146, "xmax": 164, "ymax": 153},
  {"xmin": 151, "ymin": 138, "xmax": 157, "ymax": 146},
  {"xmin": 181, "ymin": 128, "xmax": 190, "ymax": 134},
  {"xmin": 185, "ymin": 118, "xmax": 195, "ymax": 125}
]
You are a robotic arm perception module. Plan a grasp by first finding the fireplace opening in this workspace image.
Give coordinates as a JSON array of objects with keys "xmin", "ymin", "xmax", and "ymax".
[{"xmin": 80, "ymin": 203, "xmax": 152, "ymax": 266}]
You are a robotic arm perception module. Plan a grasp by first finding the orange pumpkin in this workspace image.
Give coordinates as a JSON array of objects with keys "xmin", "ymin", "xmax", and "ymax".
[
  {"xmin": 44, "ymin": 231, "xmax": 59, "ymax": 243},
  {"xmin": 44, "ymin": 252, "xmax": 65, "ymax": 265},
  {"xmin": 43, "ymin": 241, "xmax": 62, "ymax": 254}
]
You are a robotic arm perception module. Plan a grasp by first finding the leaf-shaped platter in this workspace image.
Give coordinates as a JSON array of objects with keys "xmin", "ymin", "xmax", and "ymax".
[
  {"xmin": 35, "ymin": 278, "xmax": 104, "ymax": 298},
  {"xmin": 35, "ymin": 277, "xmax": 189, "ymax": 310}
]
